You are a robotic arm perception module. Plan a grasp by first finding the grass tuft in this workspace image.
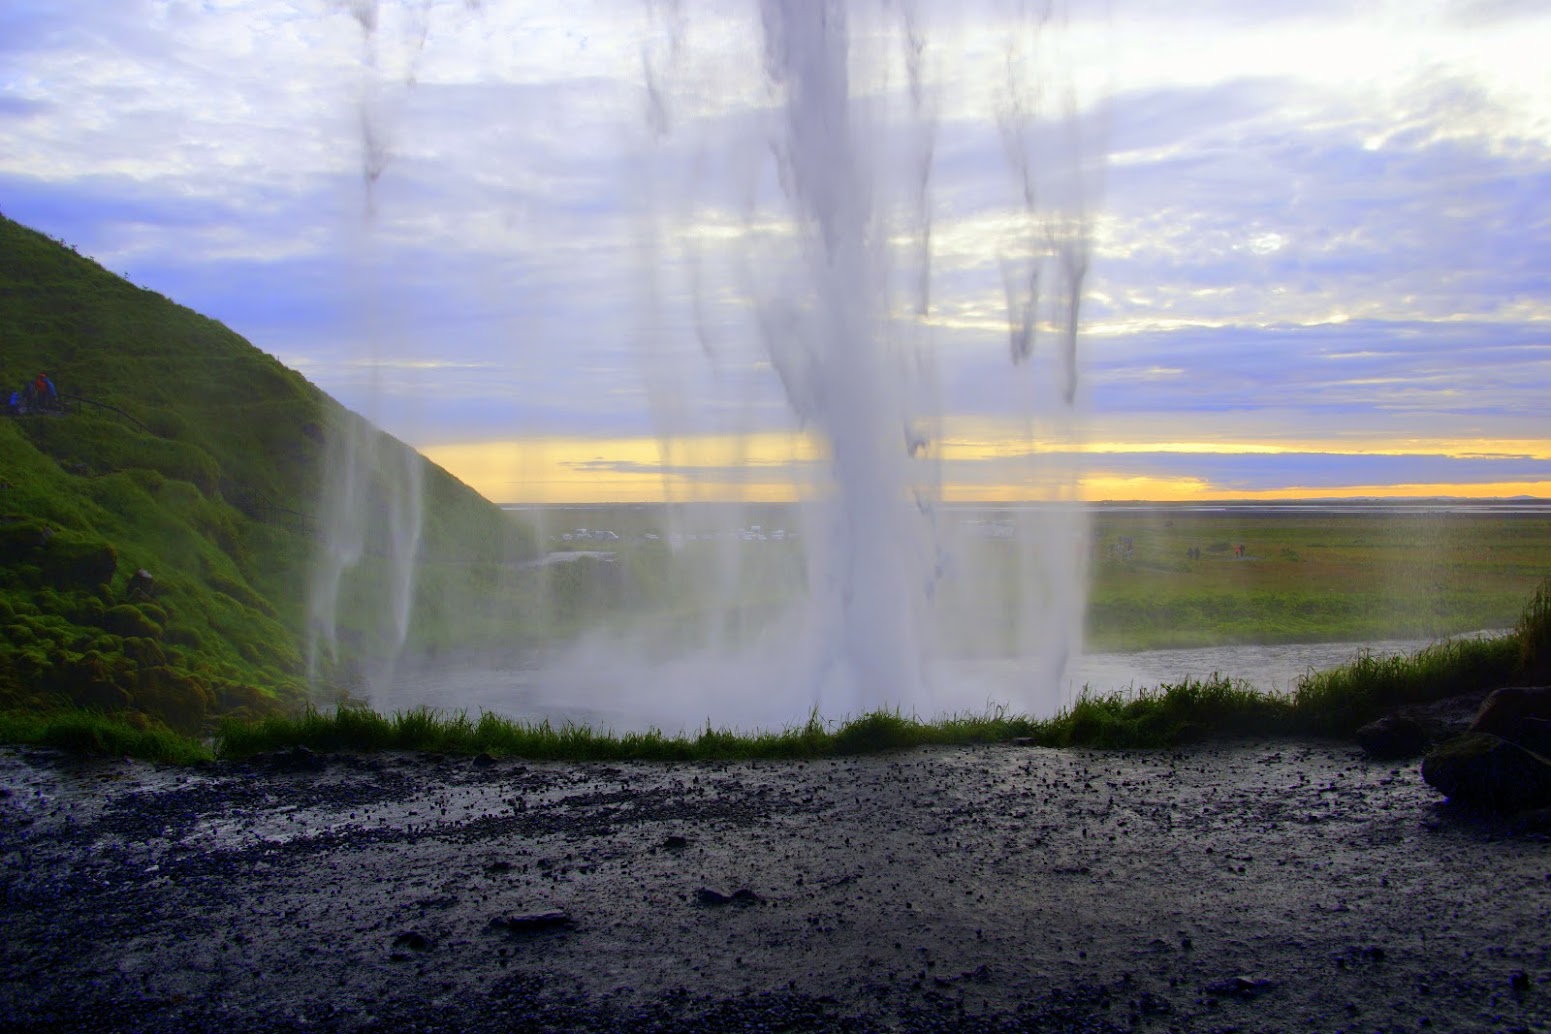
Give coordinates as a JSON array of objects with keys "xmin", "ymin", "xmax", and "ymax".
[
  {"xmin": 1515, "ymin": 578, "xmax": 1551, "ymax": 682},
  {"xmin": 0, "ymin": 708, "xmax": 212, "ymax": 764},
  {"xmin": 1290, "ymin": 635, "xmax": 1518, "ymax": 737},
  {"xmin": 1037, "ymin": 675, "xmax": 1291, "ymax": 749}
]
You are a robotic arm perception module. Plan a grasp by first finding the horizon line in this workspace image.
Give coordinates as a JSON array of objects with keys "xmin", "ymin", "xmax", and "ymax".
[{"xmin": 497, "ymin": 494, "xmax": 1551, "ymax": 508}]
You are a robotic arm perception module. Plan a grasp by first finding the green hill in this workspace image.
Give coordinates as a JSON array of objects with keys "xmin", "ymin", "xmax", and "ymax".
[{"xmin": 0, "ymin": 214, "xmax": 534, "ymax": 732}]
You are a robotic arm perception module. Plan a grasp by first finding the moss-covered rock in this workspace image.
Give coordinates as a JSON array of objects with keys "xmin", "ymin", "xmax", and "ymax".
[
  {"xmin": 132, "ymin": 666, "xmax": 211, "ymax": 735},
  {"xmin": 122, "ymin": 636, "xmax": 167, "ymax": 668},
  {"xmin": 1422, "ymin": 732, "xmax": 1551, "ymax": 812},
  {"xmin": 102, "ymin": 604, "xmax": 162, "ymax": 639},
  {"xmin": 39, "ymin": 534, "xmax": 118, "ymax": 588}
]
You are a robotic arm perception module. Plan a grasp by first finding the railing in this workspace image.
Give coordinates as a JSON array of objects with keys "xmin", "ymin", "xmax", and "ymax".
[
  {"xmin": 4, "ymin": 391, "xmax": 154, "ymax": 435},
  {"xmin": 58, "ymin": 393, "xmax": 155, "ymax": 434}
]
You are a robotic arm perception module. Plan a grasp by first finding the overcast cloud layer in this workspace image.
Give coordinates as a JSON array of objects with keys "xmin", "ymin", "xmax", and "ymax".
[{"xmin": 3, "ymin": 0, "xmax": 1548, "ymax": 501}]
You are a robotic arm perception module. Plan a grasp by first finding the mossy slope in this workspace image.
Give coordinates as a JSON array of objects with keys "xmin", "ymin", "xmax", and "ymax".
[{"xmin": 0, "ymin": 214, "xmax": 528, "ymax": 731}]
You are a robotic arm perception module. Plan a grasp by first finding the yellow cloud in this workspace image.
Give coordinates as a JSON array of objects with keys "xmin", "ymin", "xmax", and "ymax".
[
  {"xmin": 423, "ymin": 433, "xmax": 822, "ymax": 505},
  {"xmin": 422, "ymin": 429, "xmax": 1551, "ymax": 505}
]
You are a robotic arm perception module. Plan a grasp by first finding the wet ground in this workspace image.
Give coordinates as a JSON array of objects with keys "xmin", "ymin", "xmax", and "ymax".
[{"xmin": 2, "ymin": 741, "xmax": 1548, "ymax": 1033}]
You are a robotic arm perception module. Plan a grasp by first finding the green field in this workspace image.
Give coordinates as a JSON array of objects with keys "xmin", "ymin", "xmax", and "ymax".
[
  {"xmin": 509, "ymin": 502, "xmax": 1551, "ymax": 654},
  {"xmin": 1084, "ymin": 504, "xmax": 1549, "ymax": 649}
]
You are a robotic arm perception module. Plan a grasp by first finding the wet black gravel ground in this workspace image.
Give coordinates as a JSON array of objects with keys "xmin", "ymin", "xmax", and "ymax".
[{"xmin": 2, "ymin": 741, "xmax": 1549, "ymax": 1033}]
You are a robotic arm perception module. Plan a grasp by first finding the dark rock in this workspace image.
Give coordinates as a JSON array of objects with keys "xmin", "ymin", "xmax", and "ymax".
[
  {"xmin": 127, "ymin": 568, "xmax": 155, "ymax": 600},
  {"xmin": 1518, "ymin": 717, "xmax": 1551, "ymax": 756},
  {"xmin": 1422, "ymin": 732, "xmax": 1551, "ymax": 812},
  {"xmin": 1356, "ymin": 692, "xmax": 1491, "ymax": 759},
  {"xmin": 1356, "ymin": 715, "xmax": 1430, "ymax": 759},
  {"xmin": 487, "ymin": 910, "xmax": 574, "ymax": 933},
  {"xmin": 1204, "ymin": 975, "xmax": 1275, "ymax": 996},
  {"xmin": 695, "ymin": 886, "xmax": 762, "ymax": 906},
  {"xmin": 258, "ymin": 745, "xmax": 326, "ymax": 772},
  {"xmin": 1470, "ymin": 686, "xmax": 1551, "ymax": 740},
  {"xmin": 1509, "ymin": 805, "xmax": 1551, "ymax": 833},
  {"xmin": 392, "ymin": 930, "xmax": 431, "ymax": 951},
  {"xmin": 662, "ymin": 835, "xmax": 690, "ymax": 851}
]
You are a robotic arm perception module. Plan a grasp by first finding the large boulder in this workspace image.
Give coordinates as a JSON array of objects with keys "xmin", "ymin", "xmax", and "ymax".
[
  {"xmin": 1422, "ymin": 732, "xmax": 1551, "ymax": 812},
  {"xmin": 1468, "ymin": 686, "xmax": 1551, "ymax": 739}
]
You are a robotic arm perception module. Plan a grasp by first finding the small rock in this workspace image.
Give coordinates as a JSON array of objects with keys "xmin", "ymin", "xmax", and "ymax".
[
  {"xmin": 392, "ymin": 930, "xmax": 431, "ymax": 951},
  {"xmin": 487, "ymin": 910, "xmax": 574, "ymax": 933},
  {"xmin": 269, "ymin": 746, "xmax": 325, "ymax": 772},
  {"xmin": 127, "ymin": 568, "xmax": 155, "ymax": 600},
  {"xmin": 696, "ymin": 887, "xmax": 761, "ymax": 906},
  {"xmin": 1204, "ymin": 975, "xmax": 1275, "ymax": 997},
  {"xmin": 1355, "ymin": 715, "xmax": 1429, "ymax": 759}
]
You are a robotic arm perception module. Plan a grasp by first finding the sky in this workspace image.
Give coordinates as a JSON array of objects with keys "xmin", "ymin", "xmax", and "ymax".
[{"xmin": 3, "ymin": 0, "xmax": 1549, "ymax": 504}]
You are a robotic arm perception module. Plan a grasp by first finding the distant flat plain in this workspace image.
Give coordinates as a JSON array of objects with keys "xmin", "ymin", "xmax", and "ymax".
[
  {"xmin": 506, "ymin": 500, "xmax": 1550, "ymax": 654},
  {"xmin": 1080, "ymin": 500, "xmax": 1549, "ymax": 650}
]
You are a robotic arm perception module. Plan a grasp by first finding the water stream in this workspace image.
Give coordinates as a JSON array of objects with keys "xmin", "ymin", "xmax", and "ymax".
[{"xmin": 378, "ymin": 631, "xmax": 1505, "ymax": 735}]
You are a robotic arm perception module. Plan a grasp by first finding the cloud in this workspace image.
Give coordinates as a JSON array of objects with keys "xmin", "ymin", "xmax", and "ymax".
[{"xmin": 1, "ymin": 1, "xmax": 1546, "ymax": 500}]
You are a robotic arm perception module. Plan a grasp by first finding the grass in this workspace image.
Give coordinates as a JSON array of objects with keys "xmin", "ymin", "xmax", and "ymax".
[
  {"xmin": 1081, "ymin": 506, "xmax": 1549, "ymax": 650},
  {"xmin": 0, "ymin": 214, "xmax": 535, "ymax": 730},
  {"xmin": 0, "ymin": 708, "xmax": 213, "ymax": 765},
  {"xmin": 8, "ymin": 575, "xmax": 1548, "ymax": 765},
  {"xmin": 212, "ymin": 704, "xmax": 1041, "ymax": 762}
]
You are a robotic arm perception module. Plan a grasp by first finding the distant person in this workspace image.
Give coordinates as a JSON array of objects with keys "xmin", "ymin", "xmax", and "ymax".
[{"xmin": 32, "ymin": 372, "xmax": 57, "ymax": 410}]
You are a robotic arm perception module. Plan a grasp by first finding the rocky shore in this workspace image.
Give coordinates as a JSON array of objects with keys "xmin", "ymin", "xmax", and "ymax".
[{"xmin": 2, "ymin": 740, "xmax": 1547, "ymax": 1033}]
